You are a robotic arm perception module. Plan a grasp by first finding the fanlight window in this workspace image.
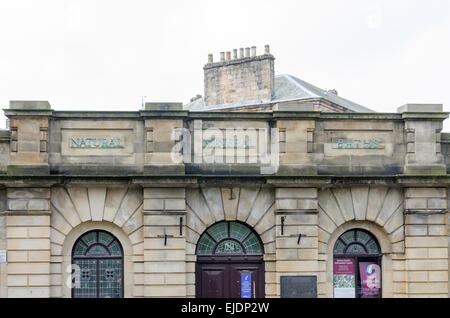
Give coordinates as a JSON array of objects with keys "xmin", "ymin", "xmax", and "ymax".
[
  {"xmin": 333, "ymin": 229, "xmax": 380, "ymax": 255},
  {"xmin": 196, "ymin": 221, "xmax": 263, "ymax": 255}
]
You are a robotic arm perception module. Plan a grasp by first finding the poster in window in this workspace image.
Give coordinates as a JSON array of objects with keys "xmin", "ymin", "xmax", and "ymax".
[
  {"xmin": 333, "ymin": 258, "xmax": 355, "ymax": 298},
  {"xmin": 241, "ymin": 273, "xmax": 252, "ymax": 298},
  {"xmin": 359, "ymin": 262, "xmax": 381, "ymax": 298}
]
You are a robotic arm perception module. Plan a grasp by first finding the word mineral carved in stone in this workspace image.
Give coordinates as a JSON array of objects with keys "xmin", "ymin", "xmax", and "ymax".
[{"xmin": 70, "ymin": 137, "xmax": 123, "ymax": 149}]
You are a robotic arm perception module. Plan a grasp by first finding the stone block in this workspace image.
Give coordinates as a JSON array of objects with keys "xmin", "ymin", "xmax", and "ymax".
[
  {"xmin": 28, "ymin": 227, "xmax": 50, "ymax": 238},
  {"xmin": 428, "ymin": 271, "xmax": 448, "ymax": 282},
  {"xmin": 397, "ymin": 104, "xmax": 443, "ymax": 113},
  {"xmin": 427, "ymin": 198, "xmax": 446, "ymax": 209},
  {"xmin": 297, "ymin": 199, "xmax": 318, "ymax": 210},
  {"xmin": 405, "ymin": 198, "xmax": 427, "ymax": 210},
  {"xmin": 144, "ymin": 102, "xmax": 183, "ymax": 111},
  {"xmin": 103, "ymin": 187, "xmax": 128, "ymax": 222},
  {"xmin": 7, "ymin": 238, "xmax": 50, "ymax": 251},
  {"xmin": 28, "ymin": 275, "xmax": 50, "ymax": 286},
  {"xmin": 9, "ymin": 101, "xmax": 51, "ymax": 110},
  {"xmin": 27, "ymin": 199, "xmax": 50, "ymax": 211},
  {"xmin": 406, "ymin": 213, "xmax": 446, "ymax": 225},
  {"xmin": 7, "ymin": 263, "xmax": 50, "ymax": 275},
  {"xmin": 407, "ymin": 259, "xmax": 448, "ymax": 271},
  {"xmin": 144, "ymin": 249, "xmax": 186, "ymax": 262},
  {"xmin": 405, "ymin": 248, "xmax": 428, "ymax": 259},
  {"xmin": 276, "ymin": 199, "xmax": 297, "ymax": 210},
  {"xmin": 405, "ymin": 188, "xmax": 446, "ymax": 198},
  {"xmin": 405, "ymin": 225, "xmax": 427, "ymax": 236},
  {"xmin": 8, "ymin": 286, "xmax": 50, "ymax": 298},
  {"xmin": 67, "ymin": 187, "xmax": 91, "ymax": 222},
  {"xmin": 144, "ymin": 261, "xmax": 185, "ymax": 273},
  {"xmin": 408, "ymin": 282, "xmax": 447, "ymax": 294},
  {"xmin": 428, "ymin": 248, "xmax": 448, "ymax": 259},
  {"xmin": 7, "ymin": 200, "xmax": 28, "ymax": 211},
  {"xmin": 28, "ymin": 250, "xmax": 51, "ymax": 262},
  {"xmin": 407, "ymin": 271, "xmax": 428, "ymax": 282},
  {"xmin": 7, "ymin": 275, "xmax": 28, "ymax": 287},
  {"xmin": 144, "ymin": 285, "xmax": 186, "ymax": 297},
  {"xmin": 165, "ymin": 199, "xmax": 186, "ymax": 211},
  {"xmin": 88, "ymin": 187, "xmax": 107, "ymax": 221},
  {"xmin": 405, "ymin": 236, "xmax": 447, "ymax": 248},
  {"xmin": 275, "ymin": 188, "xmax": 317, "ymax": 199},
  {"xmin": 6, "ymin": 251, "xmax": 27, "ymax": 262},
  {"xmin": 276, "ymin": 260, "xmax": 318, "ymax": 272},
  {"xmin": 7, "ymin": 227, "xmax": 28, "ymax": 238},
  {"xmin": 7, "ymin": 188, "xmax": 50, "ymax": 199},
  {"xmin": 428, "ymin": 225, "xmax": 447, "ymax": 236},
  {"xmin": 144, "ymin": 188, "xmax": 185, "ymax": 199},
  {"xmin": 144, "ymin": 237, "xmax": 185, "ymax": 250},
  {"xmin": 144, "ymin": 199, "xmax": 164, "ymax": 211}
]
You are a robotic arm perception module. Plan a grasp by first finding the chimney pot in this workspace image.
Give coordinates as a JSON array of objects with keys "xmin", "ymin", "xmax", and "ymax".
[
  {"xmin": 208, "ymin": 53, "xmax": 213, "ymax": 63},
  {"xmin": 239, "ymin": 48, "xmax": 244, "ymax": 59},
  {"xmin": 226, "ymin": 51, "xmax": 231, "ymax": 60},
  {"xmin": 233, "ymin": 49, "xmax": 237, "ymax": 59},
  {"xmin": 220, "ymin": 52, "xmax": 225, "ymax": 62},
  {"xmin": 265, "ymin": 44, "xmax": 270, "ymax": 54},
  {"xmin": 251, "ymin": 46, "xmax": 256, "ymax": 57},
  {"xmin": 245, "ymin": 47, "xmax": 250, "ymax": 58}
]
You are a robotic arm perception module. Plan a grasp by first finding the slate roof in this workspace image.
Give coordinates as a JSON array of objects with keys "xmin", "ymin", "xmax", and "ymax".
[{"xmin": 184, "ymin": 74, "xmax": 374, "ymax": 113}]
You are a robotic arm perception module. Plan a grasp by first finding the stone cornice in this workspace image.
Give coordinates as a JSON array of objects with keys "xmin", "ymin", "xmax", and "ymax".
[{"xmin": 0, "ymin": 174, "xmax": 447, "ymax": 187}]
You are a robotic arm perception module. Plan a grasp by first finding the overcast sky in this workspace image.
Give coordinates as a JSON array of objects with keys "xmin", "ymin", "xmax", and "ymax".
[{"xmin": 1, "ymin": 0, "xmax": 449, "ymax": 130}]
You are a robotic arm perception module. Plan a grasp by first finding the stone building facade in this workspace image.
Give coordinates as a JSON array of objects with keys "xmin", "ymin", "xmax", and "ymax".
[{"xmin": 0, "ymin": 47, "xmax": 449, "ymax": 298}]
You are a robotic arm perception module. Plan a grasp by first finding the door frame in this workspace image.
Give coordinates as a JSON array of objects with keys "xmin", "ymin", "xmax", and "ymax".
[{"xmin": 195, "ymin": 255, "xmax": 265, "ymax": 298}]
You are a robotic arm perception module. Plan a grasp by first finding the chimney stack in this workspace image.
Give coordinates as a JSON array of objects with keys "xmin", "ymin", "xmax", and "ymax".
[{"xmin": 203, "ymin": 45, "xmax": 275, "ymax": 106}]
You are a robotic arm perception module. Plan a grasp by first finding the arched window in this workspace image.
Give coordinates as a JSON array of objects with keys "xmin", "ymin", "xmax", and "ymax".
[
  {"xmin": 333, "ymin": 229, "xmax": 381, "ymax": 298},
  {"xmin": 72, "ymin": 230, "xmax": 123, "ymax": 298},
  {"xmin": 196, "ymin": 221, "xmax": 263, "ymax": 255}
]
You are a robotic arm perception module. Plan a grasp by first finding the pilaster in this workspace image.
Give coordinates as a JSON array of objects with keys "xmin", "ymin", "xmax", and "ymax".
[
  {"xmin": 5, "ymin": 187, "xmax": 51, "ymax": 297},
  {"xmin": 143, "ymin": 187, "xmax": 187, "ymax": 297},
  {"xmin": 274, "ymin": 187, "xmax": 319, "ymax": 297},
  {"xmin": 404, "ymin": 187, "xmax": 448, "ymax": 297}
]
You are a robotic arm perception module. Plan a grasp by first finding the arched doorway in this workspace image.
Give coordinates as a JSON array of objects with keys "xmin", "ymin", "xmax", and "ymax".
[
  {"xmin": 71, "ymin": 230, "xmax": 124, "ymax": 298},
  {"xmin": 333, "ymin": 229, "xmax": 382, "ymax": 298},
  {"xmin": 195, "ymin": 221, "xmax": 265, "ymax": 298}
]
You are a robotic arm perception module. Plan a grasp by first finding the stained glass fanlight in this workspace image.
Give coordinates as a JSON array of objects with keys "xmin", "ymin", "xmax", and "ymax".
[
  {"xmin": 333, "ymin": 229, "xmax": 381, "ymax": 255},
  {"xmin": 196, "ymin": 221, "xmax": 263, "ymax": 255}
]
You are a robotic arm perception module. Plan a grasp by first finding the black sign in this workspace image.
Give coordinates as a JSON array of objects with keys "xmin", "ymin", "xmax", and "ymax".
[{"xmin": 280, "ymin": 276, "xmax": 317, "ymax": 298}]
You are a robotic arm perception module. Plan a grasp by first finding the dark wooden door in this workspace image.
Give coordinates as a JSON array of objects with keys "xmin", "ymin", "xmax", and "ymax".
[{"xmin": 196, "ymin": 256, "xmax": 265, "ymax": 298}]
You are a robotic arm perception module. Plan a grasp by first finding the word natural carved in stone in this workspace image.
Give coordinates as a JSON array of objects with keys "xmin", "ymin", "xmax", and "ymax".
[{"xmin": 70, "ymin": 137, "xmax": 124, "ymax": 149}]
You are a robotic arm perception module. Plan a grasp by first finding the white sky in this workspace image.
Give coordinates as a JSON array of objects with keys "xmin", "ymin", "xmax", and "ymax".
[{"xmin": 1, "ymin": 0, "xmax": 449, "ymax": 130}]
